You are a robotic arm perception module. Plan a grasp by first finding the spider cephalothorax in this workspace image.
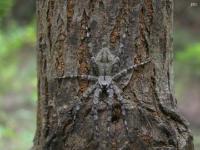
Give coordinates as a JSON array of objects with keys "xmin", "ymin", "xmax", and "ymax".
[
  {"xmin": 92, "ymin": 47, "xmax": 120, "ymax": 77},
  {"xmin": 92, "ymin": 47, "xmax": 119, "ymax": 90},
  {"xmin": 61, "ymin": 47, "xmax": 150, "ymax": 138}
]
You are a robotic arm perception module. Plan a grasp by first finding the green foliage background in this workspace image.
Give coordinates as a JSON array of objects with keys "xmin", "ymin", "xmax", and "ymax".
[
  {"xmin": 0, "ymin": 1, "xmax": 36, "ymax": 149},
  {"xmin": 0, "ymin": 24, "xmax": 37, "ymax": 150},
  {"xmin": 0, "ymin": 0, "xmax": 200, "ymax": 149},
  {"xmin": 0, "ymin": 0, "xmax": 13, "ymax": 18}
]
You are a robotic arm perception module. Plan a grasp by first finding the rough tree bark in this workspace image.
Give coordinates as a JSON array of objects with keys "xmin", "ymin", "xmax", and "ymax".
[{"xmin": 33, "ymin": 0, "xmax": 193, "ymax": 149}]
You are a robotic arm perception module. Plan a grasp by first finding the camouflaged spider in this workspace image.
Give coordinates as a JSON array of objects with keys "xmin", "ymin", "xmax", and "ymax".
[{"xmin": 62, "ymin": 47, "xmax": 150, "ymax": 137}]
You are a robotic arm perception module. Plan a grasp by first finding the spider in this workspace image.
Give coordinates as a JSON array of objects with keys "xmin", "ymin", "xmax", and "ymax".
[{"xmin": 60, "ymin": 47, "xmax": 150, "ymax": 138}]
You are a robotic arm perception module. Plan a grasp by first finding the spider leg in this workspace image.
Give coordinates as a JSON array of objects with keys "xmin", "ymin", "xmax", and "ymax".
[
  {"xmin": 72, "ymin": 82, "xmax": 98, "ymax": 127},
  {"xmin": 107, "ymin": 87, "xmax": 114, "ymax": 138},
  {"xmin": 112, "ymin": 84, "xmax": 129, "ymax": 135},
  {"xmin": 112, "ymin": 58, "xmax": 151, "ymax": 80},
  {"xmin": 91, "ymin": 86, "xmax": 102, "ymax": 138},
  {"xmin": 58, "ymin": 74, "xmax": 98, "ymax": 81},
  {"xmin": 112, "ymin": 56, "xmax": 120, "ymax": 66},
  {"xmin": 45, "ymin": 83, "xmax": 98, "ymax": 147}
]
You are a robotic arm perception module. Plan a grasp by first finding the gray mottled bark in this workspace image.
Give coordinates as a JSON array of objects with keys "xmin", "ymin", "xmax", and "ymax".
[{"xmin": 33, "ymin": 0, "xmax": 193, "ymax": 149}]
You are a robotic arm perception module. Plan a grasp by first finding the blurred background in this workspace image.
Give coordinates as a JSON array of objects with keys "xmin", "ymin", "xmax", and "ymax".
[{"xmin": 0, "ymin": 0, "xmax": 199, "ymax": 149}]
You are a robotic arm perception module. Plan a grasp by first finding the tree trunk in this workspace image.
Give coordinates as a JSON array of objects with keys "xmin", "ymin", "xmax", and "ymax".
[{"xmin": 33, "ymin": 0, "xmax": 193, "ymax": 149}]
